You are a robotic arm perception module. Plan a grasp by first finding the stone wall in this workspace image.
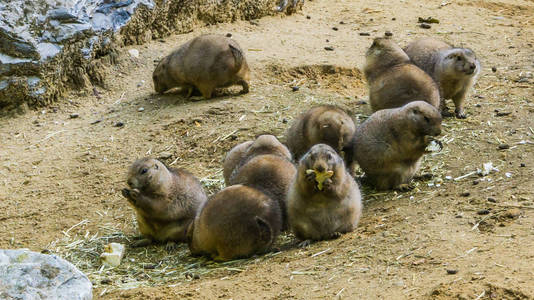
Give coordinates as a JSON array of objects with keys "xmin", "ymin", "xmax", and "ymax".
[{"xmin": 0, "ymin": 0, "xmax": 279, "ymax": 113}]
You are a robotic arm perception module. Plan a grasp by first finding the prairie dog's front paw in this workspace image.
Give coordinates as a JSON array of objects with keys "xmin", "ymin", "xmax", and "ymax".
[{"xmin": 455, "ymin": 108, "xmax": 467, "ymax": 119}]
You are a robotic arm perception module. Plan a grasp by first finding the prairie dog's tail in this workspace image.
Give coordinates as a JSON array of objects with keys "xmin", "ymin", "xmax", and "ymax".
[{"xmin": 229, "ymin": 44, "xmax": 244, "ymax": 70}]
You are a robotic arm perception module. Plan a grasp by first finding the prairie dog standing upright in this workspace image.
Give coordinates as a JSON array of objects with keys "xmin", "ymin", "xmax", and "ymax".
[
  {"xmin": 121, "ymin": 158, "xmax": 207, "ymax": 248},
  {"xmin": 287, "ymin": 144, "xmax": 362, "ymax": 242},
  {"xmin": 404, "ymin": 38, "xmax": 481, "ymax": 118},
  {"xmin": 345, "ymin": 101, "xmax": 442, "ymax": 190}
]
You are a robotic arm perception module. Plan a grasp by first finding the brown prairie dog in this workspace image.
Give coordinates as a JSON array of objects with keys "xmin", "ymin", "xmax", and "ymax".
[
  {"xmin": 121, "ymin": 158, "xmax": 207, "ymax": 249},
  {"xmin": 287, "ymin": 144, "xmax": 362, "ymax": 242},
  {"xmin": 286, "ymin": 105, "xmax": 356, "ymax": 161},
  {"xmin": 345, "ymin": 101, "xmax": 442, "ymax": 190},
  {"xmin": 404, "ymin": 37, "xmax": 481, "ymax": 119},
  {"xmin": 153, "ymin": 34, "xmax": 250, "ymax": 99},
  {"xmin": 187, "ymin": 185, "xmax": 282, "ymax": 261},
  {"xmin": 224, "ymin": 135, "xmax": 295, "ymax": 230},
  {"xmin": 364, "ymin": 37, "xmax": 440, "ymax": 112}
]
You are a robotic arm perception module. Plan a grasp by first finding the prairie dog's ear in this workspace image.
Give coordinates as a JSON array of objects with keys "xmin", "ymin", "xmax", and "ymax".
[{"xmin": 256, "ymin": 216, "xmax": 273, "ymax": 244}]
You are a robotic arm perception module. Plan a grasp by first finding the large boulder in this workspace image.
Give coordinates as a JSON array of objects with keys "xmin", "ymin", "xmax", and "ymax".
[
  {"xmin": 0, "ymin": 249, "xmax": 92, "ymax": 299},
  {"xmin": 0, "ymin": 0, "xmax": 280, "ymax": 113}
]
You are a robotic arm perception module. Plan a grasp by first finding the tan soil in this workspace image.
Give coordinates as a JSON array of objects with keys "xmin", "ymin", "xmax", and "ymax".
[{"xmin": 1, "ymin": 0, "xmax": 534, "ymax": 299}]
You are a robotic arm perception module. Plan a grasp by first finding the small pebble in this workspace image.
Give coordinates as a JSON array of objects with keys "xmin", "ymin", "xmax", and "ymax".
[
  {"xmin": 226, "ymin": 33, "xmax": 232, "ymax": 37},
  {"xmin": 138, "ymin": 107, "xmax": 145, "ymax": 112},
  {"xmin": 306, "ymin": 15, "xmax": 311, "ymax": 19},
  {"xmin": 392, "ymin": 17, "xmax": 396, "ymax": 20},
  {"xmin": 385, "ymin": 31, "xmax": 393, "ymax": 36},
  {"xmin": 492, "ymin": 66, "xmax": 497, "ymax": 72},
  {"xmin": 498, "ymin": 144, "xmax": 510, "ymax": 150},
  {"xmin": 282, "ymin": 118, "xmax": 288, "ymax": 124},
  {"xmin": 159, "ymin": 152, "xmax": 172, "ymax": 159},
  {"xmin": 326, "ymin": 39, "xmax": 329, "ymax": 42},
  {"xmin": 292, "ymin": 86, "xmax": 300, "ymax": 92},
  {"xmin": 503, "ymin": 208, "xmax": 520, "ymax": 219},
  {"xmin": 339, "ymin": 21, "xmax": 345, "ymax": 24},
  {"xmin": 332, "ymin": 27, "xmax": 339, "ymax": 31},
  {"xmin": 142, "ymin": 263, "xmax": 157, "ymax": 269},
  {"xmin": 324, "ymin": 46, "xmax": 335, "ymax": 51},
  {"xmin": 100, "ymin": 278, "xmax": 112, "ymax": 285},
  {"xmin": 496, "ymin": 111, "xmax": 512, "ymax": 117},
  {"xmin": 90, "ymin": 120, "xmax": 102, "ymax": 125},
  {"xmin": 477, "ymin": 209, "xmax": 490, "ymax": 215},
  {"xmin": 460, "ymin": 192, "xmax": 470, "ymax": 197},
  {"xmin": 487, "ymin": 197, "xmax": 497, "ymax": 203},
  {"xmin": 473, "ymin": 180, "xmax": 480, "ymax": 185},
  {"xmin": 114, "ymin": 122, "xmax": 124, "ymax": 127},
  {"xmin": 69, "ymin": 113, "xmax": 79, "ymax": 119},
  {"xmin": 520, "ymin": 163, "xmax": 526, "ymax": 167},
  {"xmin": 475, "ymin": 104, "xmax": 481, "ymax": 108},
  {"xmin": 128, "ymin": 49, "xmax": 139, "ymax": 58},
  {"xmin": 446, "ymin": 269, "xmax": 458, "ymax": 275},
  {"xmin": 420, "ymin": 24, "xmax": 431, "ymax": 29},
  {"xmin": 356, "ymin": 100, "xmax": 367, "ymax": 105},
  {"xmin": 359, "ymin": 32, "xmax": 370, "ymax": 36}
]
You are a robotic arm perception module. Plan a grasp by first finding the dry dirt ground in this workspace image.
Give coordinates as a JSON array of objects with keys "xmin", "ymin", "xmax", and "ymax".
[{"xmin": 1, "ymin": 0, "xmax": 534, "ymax": 299}]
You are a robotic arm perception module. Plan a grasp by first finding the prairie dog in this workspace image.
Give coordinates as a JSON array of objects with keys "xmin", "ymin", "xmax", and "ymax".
[
  {"xmin": 346, "ymin": 101, "xmax": 442, "ymax": 190},
  {"xmin": 364, "ymin": 38, "xmax": 440, "ymax": 111},
  {"xmin": 153, "ymin": 34, "xmax": 250, "ymax": 99},
  {"xmin": 229, "ymin": 154, "xmax": 296, "ymax": 230},
  {"xmin": 187, "ymin": 185, "xmax": 281, "ymax": 261},
  {"xmin": 286, "ymin": 105, "xmax": 356, "ymax": 161},
  {"xmin": 404, "ymin": 38, "xmax": 481, "ymax": 118},
  {"xmin": 223, "ymin": 135, "xmax": 292, "ymax": 185},
  {"xmin": 287, "ymin": 144, "xmax": 362, "ymax": 241},
  {"xmin": 121, "ymin": 158, "xmax": 207, "ymax": 248},
  {"xmin": 224, "ymin": 135, "xmax": 295, "ymax": 229}
]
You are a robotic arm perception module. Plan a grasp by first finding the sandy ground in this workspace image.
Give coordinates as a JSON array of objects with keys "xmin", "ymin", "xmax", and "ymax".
[{"xmin": 1, "ymin": 0, "xmax": 534, "ymax": 299}]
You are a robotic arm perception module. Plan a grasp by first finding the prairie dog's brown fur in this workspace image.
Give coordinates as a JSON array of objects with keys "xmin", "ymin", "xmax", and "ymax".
[
  {"xmin": 364, "ymin": 38, "xmax": 440, "ymax": 111},
  {"xmin": 121, "ymin": 158, "xmax": 207, "ymax": 248},
  {"xmin": 224, "ymin": 135, "xmax": 295, "ymax": 229},
  {"xmin": 223, "ymin": 135, "xmax": 292, "ymax": 185},
  {"xmin": 286, "ymin": 105, "xmax": 356, "ymax": 161},
  {"xmin": 230, "ymin": 154, "xmax": 296, "ymax": 230},
  {"xmin": 287, "ymin": 144, "xmax": 362, "ymax": 241},
  {"xmin": 187, "ymin": 185, "xmax": 281, "ymax": 261},
  {"xmin": 404, "ymin": 38, "xmax": 481, "ymax": 118},
  {"xmin": 153, "ymin": 34, "xmax": 250, "ymax": 99},
  {"xmin": 345, "ymin": 101, "xmax": 442, "ymax": 190}
]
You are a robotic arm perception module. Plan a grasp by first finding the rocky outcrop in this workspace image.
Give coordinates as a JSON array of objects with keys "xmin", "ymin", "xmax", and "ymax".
[
  {"xmin": 0, "ymin": 0, "xmax": 280, "ymax": 113},
  {"xmin": 0, "ymin": 249, "xmax": 92, "ymax": 299}
]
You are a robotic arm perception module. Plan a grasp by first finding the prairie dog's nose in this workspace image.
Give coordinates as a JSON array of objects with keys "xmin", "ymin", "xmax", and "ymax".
[
  {"xmin": 315, "ymin": 164, "xmax": 326, "ymax": 173},
  {"xmin": 469, "ymin": 63, "xmax": 476, "ymax": 70}
]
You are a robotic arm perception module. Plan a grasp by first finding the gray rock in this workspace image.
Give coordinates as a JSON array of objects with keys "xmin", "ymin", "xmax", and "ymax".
[
  {"xmin": 0, "ymin": 0, "xmax": 283, "ymax": 114},
  {"xmin": 0, "ymin": 249, "xmax": 92, "ymax": 300}
]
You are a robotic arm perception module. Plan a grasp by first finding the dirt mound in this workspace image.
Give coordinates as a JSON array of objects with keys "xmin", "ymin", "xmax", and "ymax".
[
  {"xmin": 429, "ymin": 282, "xmax": 532, "ymax": 300},
  {"xmin": 268, "ymin": 64, "xmax": 366, "ymax": 97}
]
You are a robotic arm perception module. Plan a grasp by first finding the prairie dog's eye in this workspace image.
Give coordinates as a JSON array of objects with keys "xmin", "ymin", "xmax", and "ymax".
[
  {"xmin": 140, "ymin": 168, "xmax": 148, "ymax": 175},
  {"xmin": 424, "ymin": 116, "xmax": 430, "ymax": 123},
  {"xmin": 413, "ymin": 109, "xmax": 420, "ymax": 114},
  {"xmin": 326, "ymin": 153, "xmax": 333, "ymax": 160}
]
